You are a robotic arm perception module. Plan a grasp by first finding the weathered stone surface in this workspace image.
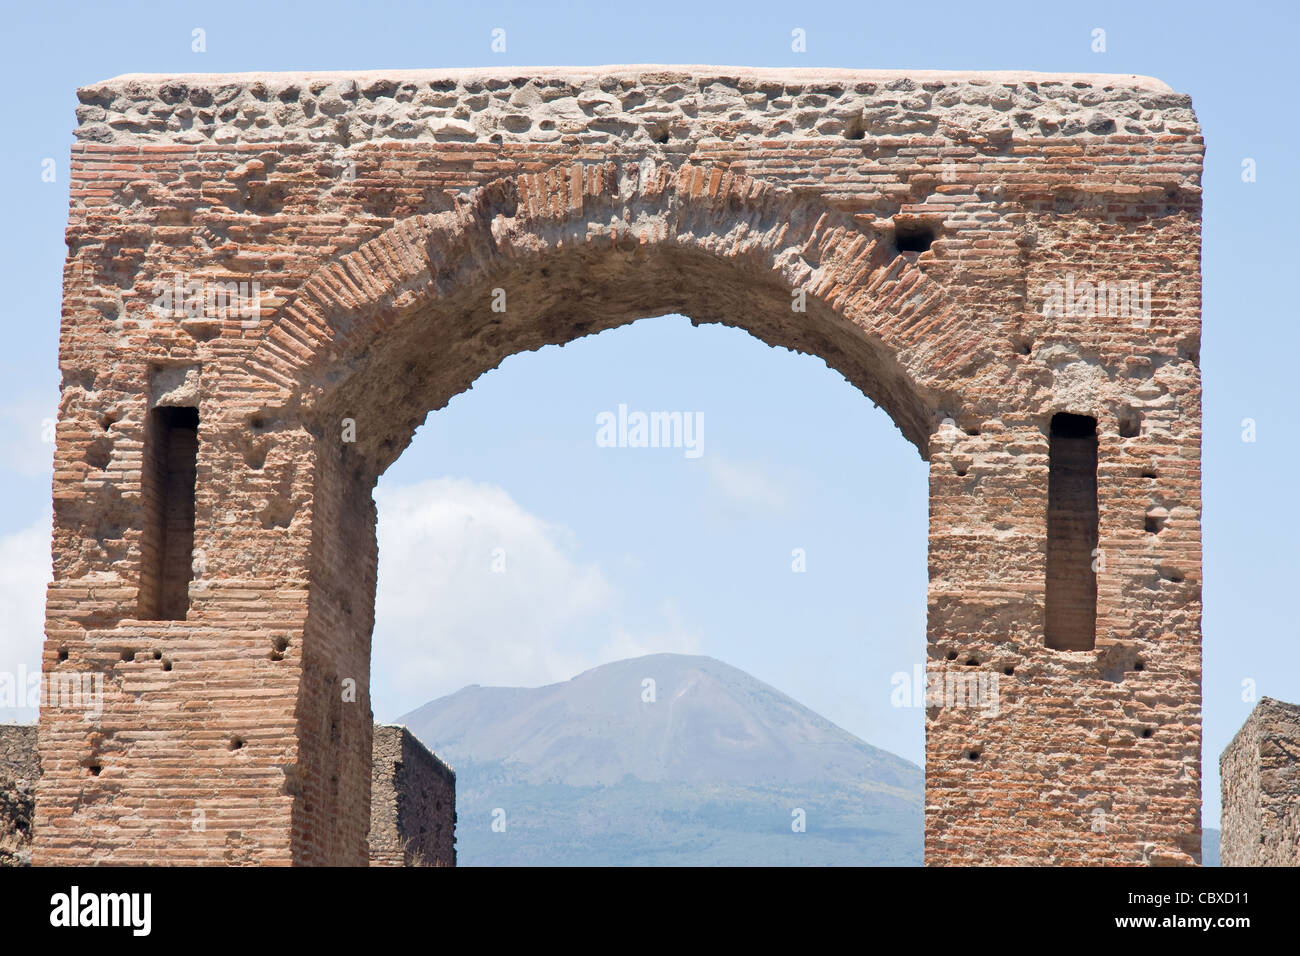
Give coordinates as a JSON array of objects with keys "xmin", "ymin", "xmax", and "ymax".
[
  {"xmin": 77, "ymin": 67, "xmax": 1194, "ymax": 148},
  {"xmin": 369, "ymin": 724, "xmax": 455, "ymax": 867},
  {"xmin": 38, "ymin": 66, "xmax": 1203, "ymax": 866},
  {"xmin": 1221, "ymin": 698, "xmax": 1300, "ymax": 866},
  {"xmin": 0, "ymin": 726, "xmax": 39, "ymax": 866}
]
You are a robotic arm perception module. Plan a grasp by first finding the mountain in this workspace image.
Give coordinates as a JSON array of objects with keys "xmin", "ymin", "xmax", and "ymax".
[{"xmin": 396, "ymin": 653, "xmax": 922, "ymax": 865}]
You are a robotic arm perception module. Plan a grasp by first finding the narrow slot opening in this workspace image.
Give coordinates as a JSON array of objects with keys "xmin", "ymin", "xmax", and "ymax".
[
  {"xmin": 139, "ymin": 405, "xmax": 199, "ymax": 621},
  {"xmin": 1045, "ymin": 412, "xmax": 1098, "ymax": 651}
]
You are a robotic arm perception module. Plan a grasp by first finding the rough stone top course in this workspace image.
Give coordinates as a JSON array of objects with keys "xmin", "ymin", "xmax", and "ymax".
[{"xmin": 75, "ymin": 65, "xmax": 1194, "ymax": 147}]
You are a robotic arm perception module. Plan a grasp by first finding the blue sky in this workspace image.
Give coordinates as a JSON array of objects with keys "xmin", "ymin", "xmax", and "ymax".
[{"xmin": 0, "ymin": 0, "xmax": 1296, "ymax": 830}]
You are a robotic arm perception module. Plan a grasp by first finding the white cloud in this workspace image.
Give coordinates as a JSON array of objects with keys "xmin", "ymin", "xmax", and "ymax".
[
  {"xmin": 705, "ymin": 455, "xmax": 790, "ymax": 512},
  {"xmin": 372, "ymin": 478, "xmax": 694, "ymax": 715},
  {"xmin": 0, "ymin": 398, "xmax": 57, "ymax": 479},
  {"xmin": 0, "ymin": 512, "xmax": 52, "ymax": 722}
]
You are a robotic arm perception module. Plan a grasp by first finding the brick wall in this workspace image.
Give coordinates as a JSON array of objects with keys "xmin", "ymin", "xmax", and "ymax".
[
  {"xmin": 38, "ymin": 66, "xmax": 1203, "ymax": 865},
  {"xmin": 1220, "ymin": 698, "xmax": 1300, "ymax": 866},
  {"xmin": 369, "ymin": 724, "xmax": 455, "ymax": 867}
]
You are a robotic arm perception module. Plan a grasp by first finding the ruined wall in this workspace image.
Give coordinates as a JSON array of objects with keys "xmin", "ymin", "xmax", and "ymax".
[
  {"xmin": 1221, "ymin": 698, "xmax": 1300, "ymax": 866},
  {"xmin": 0, "ymin": 726, "xmax": 39, "ymax": 866},
  {"xmin": 38, "ymin": 66, "xmax": 1203, "ymax": 865},
  {"xmin": 369, "ymin": 724, "xmax": 456, "ymax": 867}
]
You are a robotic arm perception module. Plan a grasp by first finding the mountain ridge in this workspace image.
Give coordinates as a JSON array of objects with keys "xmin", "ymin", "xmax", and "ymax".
[
  {"xmin": 396, "ymin": 652, "xmax": 922, "ymax": 865},
  {"xmin": 399, "ymin": 652, "xmax": 919, "ymax": 788}
]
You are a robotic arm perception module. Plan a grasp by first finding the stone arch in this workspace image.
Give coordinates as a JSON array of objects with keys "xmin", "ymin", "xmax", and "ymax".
[
  {"xmin": 234, "ymin": 160, "xmax": 989, "ymax": 863},
  {"xmin": 243, "ymin": 161, "xmax": 988, "ymax": 476},
  {"xmin": 38, "ymin": 68, "xmax": 1204, "ymax": 867}
]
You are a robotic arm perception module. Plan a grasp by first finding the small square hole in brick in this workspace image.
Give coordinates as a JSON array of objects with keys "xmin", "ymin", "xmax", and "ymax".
[
  {"xmin": 1119, "ymin": 408, "xmax": 1141, "ymax": 438},
  {"xmin": 895, "ymin": 222, "xmax": 936, "ymax": 253}
]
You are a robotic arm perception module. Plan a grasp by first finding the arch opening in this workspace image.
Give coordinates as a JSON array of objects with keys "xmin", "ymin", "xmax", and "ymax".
[{"xmin": 368, "ymin": 311, "xmax": 929, "ymax": 865}]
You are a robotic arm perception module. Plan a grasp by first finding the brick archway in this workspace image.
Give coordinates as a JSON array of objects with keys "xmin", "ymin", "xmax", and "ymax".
[
  {"xmin": 238, "ymin": 161, "xmax": 984, "ymax": 864},
  {"xmin": 37, "ymin": 67, "xmax": 1204, "ymax": 865}
]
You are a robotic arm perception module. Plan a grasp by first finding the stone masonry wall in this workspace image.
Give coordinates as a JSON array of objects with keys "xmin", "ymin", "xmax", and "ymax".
[
  {"xmin": 369, "ymin": 724, "xmax": 455, "ymax": 866},
  {"xmin": 0, "ymin": 726, "xmax": 39, "ymax": 866},
  {"xmin": 1220, "ymin": 697, "xmax": 1300, "ymax": 866},
  {"xmin": 38, "ymin": 66, "xmax": 1203, "ymax": 865}
]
